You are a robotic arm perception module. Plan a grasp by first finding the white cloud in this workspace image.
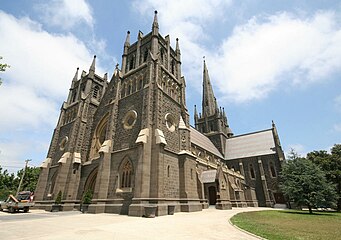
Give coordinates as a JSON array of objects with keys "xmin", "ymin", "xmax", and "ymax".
[
  {"xmin": 0, "ymin": 10, "xmax": 105, "ymax": 171},
  {"xmin": 38, "ymin": 0, "xmax": 94, "ymax": 30},
  {"xmin": 210, "ymin": 11, "xmax": 341, "ymax": 102},
  {"xmin": 133, "ymin": 2, "xmax": 341, "ymax": 103}
]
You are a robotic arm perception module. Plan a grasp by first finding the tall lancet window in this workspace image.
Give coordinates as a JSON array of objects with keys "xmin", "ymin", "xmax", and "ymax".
[{"xmin": 121, "ymin": 160, "xmax": 133, "ymax": 188}]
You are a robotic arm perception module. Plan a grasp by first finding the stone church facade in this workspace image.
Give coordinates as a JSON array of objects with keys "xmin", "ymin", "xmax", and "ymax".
[{"xmin": 34, "ymin": 11, "xmax": 284, "ymax": 216}]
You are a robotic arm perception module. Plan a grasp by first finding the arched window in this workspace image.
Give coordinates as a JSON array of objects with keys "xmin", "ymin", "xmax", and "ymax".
[
  {"xmin": 143, "ymin": 49, "xmax": 148, "ymax": 62},
  {"xmin": 171, "ymin": 60, "xmax": 175, "ymax": 74},
  {"xmin": 129, "ymin": 55, "xmax": 135, "ymax": 70},
  {"xmin": 249, "ymin": 164, "xmax": 256, "ymax": 179},
  {"xmin": 160, "ymin": 48, "xmax": 164, "ymax": 63},
  {"xmin": 269, "ymin": 162, "xmax": 277, "ymax": 178},
  {"xmin": 132, "ymin": 79, "xmax": 136, "ymax": 93},
  {"xmin": 71, "ymin": 90, "xmax": 77, "ymax": 102},
  {"xmin": 138, "ymin": 79, "xmax": 143, "ymax": 90},
  {"xmin": 167, "ymin": 165, "xmax": 170, "ymax": 177},
  {"xmin": 127, "ymin": 84, "xmax": 132, "ymax": 95},
  {"xmin": 89, "ymin": 114, "xmax": 109, "ymax": 159},
  {"xmin": 121, "ymin": 160, "xmax": 133, "ymax": 188}
]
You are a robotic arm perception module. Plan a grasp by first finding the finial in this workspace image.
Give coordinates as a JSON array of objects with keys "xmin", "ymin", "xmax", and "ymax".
[
  {"xmin": 152, "ymin": 10, "xmax": 159, "ymax": 32},
  {"xmin": 176, "ymin": 37, "xmax": 180, "ymax": 54},
  {"xmin": 115, "ymin": 63, "xmax": 119, "ymax": 69},
  {"xmin": 89, "ymin": 55, "xmax": 96, "ymax": 73},
  {"xmin": 125, "ymin": 31, "xmax": 131, "ymax": 47},
  {"xmin": 73, "ymin": 67, "xmax": 79, "ymax": 82}
]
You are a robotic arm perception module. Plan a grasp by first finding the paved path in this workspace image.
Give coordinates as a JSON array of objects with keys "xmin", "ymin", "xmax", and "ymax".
[{"xmin": 0, "ymin": 207, "xmax": 271, "ymax": 240}]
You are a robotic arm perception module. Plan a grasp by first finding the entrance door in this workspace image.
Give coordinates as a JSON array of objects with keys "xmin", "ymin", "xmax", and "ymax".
[{"xmin": 208, "ymin": 186, "xmax": 217, "ymax": 205}]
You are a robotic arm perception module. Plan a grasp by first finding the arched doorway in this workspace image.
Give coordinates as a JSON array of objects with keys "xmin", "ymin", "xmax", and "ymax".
[
  {"xmin": 84, "ymin": 167, "xmax": 98, "ymax": 194},
  {"xmin": 208, "ymin": 186, "xmax": 217, "ymax": 205}
]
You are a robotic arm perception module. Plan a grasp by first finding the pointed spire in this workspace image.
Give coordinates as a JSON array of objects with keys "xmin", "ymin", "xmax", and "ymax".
[
  {"xmin": 194, "ymin": 105, "xmax": 198, "ymax": 122},
  {"xmin": 88, "ymin": 55, "xmax": 96, "ymax": 79},
  {"xmin": 89, "ymin": 55, "xmax": 96, "ymax": 72},
  {"xmin": 202, "ymin": 58, "xmax": 218, "ymax": 117},
  {"xmin": 152, "ymin": 10, "xmax": 159, "ymax": 35},
  {"xmin": 153, "ymin": 10, "xmax": 159, "ymax": 28},
  {"xmin": 73, "ymin": 67, "xmax": 79, "ymax": 82},
  {"xmin": 124, "ymin": 31, "xmax": 130, "ymax": 47},
  {"xmin": 138, "ymin": 30, "xmax": 143, "ymax": 40},
  {"xmin": 176, "ymin": 38, "xmax": 180, "ymax": 54}
]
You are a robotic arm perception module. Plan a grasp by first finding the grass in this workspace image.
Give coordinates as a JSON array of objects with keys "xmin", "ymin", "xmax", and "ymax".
[{"xmin": 230, "ymin": 210, "xmax": 341, "ymax": 240}]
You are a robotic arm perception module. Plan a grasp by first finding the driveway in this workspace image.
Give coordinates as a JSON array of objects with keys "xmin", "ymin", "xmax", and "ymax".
[{"xmin": 0, "ymin": 207, "xmax": 270, "ymax": 240}]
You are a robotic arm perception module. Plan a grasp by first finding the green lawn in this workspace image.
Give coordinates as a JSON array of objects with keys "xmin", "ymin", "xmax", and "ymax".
[{"xmin": 230, "ymin": 210, "xmax": 341, "ymax": 240}]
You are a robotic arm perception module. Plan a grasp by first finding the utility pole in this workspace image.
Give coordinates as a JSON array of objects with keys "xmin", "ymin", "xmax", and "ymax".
[{"xmin": 16, "ymin": 159, "xmax": 31, "ymax": 195}]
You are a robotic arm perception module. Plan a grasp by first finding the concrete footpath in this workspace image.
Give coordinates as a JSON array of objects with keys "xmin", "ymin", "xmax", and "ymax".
[{"xmin": 0, "ymin": 207, "xmax": 271, "ymax": 240}]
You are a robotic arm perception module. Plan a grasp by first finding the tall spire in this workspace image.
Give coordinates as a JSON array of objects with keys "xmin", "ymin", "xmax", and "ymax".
[
  {"xmin": 152, "ymin": 10, "xmax": 159, "ymax": 32},
  {"xmin": 89, "ymin": 55, "xmax": 96, "ymax": 73},
  {"xmin": 124, "ymin": 31, "xmax": 130, "ymax": 48},
  {"xmin": 202, "ymin": 59, "xmax": 218, "ymax": 117},
  {"xmin": 194, "ymin": 105, "xmax": 198, "ymax": 123},
  {"xmin": 73, "ymin": 67, "xmax": 79, "ymax": 82},
  {"xmin": 176, "ymin": 38, "xmax": 180, "ymax": 55},
  {"xmin": 89, "ymin": 55, "xmax": 96, "ymax": 77}
]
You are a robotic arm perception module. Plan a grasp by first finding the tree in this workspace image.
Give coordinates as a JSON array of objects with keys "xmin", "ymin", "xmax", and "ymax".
[
  {"xmin": 16, "ymin": 167, "xmax": 40, "ymax": 193},
  {"xmin": 307, "ymin": 144, "xmax": 341, "ymax": 212},
  {"xmin": 0, "ymin": 166, "xmax": 16, "ymax": 200},
  {"xmin": 0, "ymin": 56, "xmax": 10, "ymax": 85},
  {"xmin": 280, "ymin": 155, "xmax": 337, "ymax": 214},
  {"xmin": 0, "ymin": 165, "xmax": 40, "ymax": 200}
]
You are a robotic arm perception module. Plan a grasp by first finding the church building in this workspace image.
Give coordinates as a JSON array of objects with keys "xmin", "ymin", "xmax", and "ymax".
[{"xmin": 34, "ymin": 11, "xmax": 285, "ymax": 216}]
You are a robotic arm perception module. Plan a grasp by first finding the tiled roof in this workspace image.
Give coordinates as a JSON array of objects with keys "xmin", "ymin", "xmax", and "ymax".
[
  {"xmin": 225, "ymin": 129, "xmax": 276, "ymax": 160},
  {"xmin": 190, "ymin": 127, "xmax": 223, "ymax": 158}
]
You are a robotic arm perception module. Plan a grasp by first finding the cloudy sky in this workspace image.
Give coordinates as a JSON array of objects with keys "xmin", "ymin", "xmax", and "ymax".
[{"xmin": 0, "ymin": 0, "xmax": 340, "ymax": 172}]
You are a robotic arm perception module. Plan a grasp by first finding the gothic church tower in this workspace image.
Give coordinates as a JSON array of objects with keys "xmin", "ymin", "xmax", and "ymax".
[
  {"xmin": 35, "ymin": 11, "xmax": 203, "ymax": 216},
  {"xmin": 194, "ymin": 60, "xmax": 233, "ymax": 157}
]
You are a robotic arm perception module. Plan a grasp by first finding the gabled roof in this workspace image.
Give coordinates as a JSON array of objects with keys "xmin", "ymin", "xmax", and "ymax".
[
  {"xmin": 225, "ymin": 129, "xmax": 276, "ymax": 160},
  {"xmin": 190, "ymin": 126, "xmax": 223, "ymax": 158}
]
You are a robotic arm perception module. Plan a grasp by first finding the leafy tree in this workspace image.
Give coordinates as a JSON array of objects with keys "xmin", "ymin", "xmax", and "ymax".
[
  {"xmin": 0, "ymin": 165, "xmax": 40, "ymax": 200},
  {"xmin": 0, "ymin": 56, "xmax": 10, "ymax": 85},
  {"xmin": 16, "ymin": 167, "xmax": 40, "ymax": 193},
  {"xmin": 307, "ymin": 144, "xmax": 341, "ymax": 212},
  {"xmin": 280, "ymin": 155, "xmax": 337, "ymax": 214}
]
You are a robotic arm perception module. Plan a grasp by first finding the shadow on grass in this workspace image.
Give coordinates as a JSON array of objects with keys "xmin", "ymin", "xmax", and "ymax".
[{"xmin": 279, "ymin": 210, "xmax": 339, "ymax": 217}]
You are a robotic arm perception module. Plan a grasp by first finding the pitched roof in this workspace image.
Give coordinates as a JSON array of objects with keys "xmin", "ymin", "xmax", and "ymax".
[
  {"xmin": 225, "ymin": 129, "xmax": 276, "ymax": 160},
  {"xmin": 190, "ymin": 126, "xmax": 223, "ymax": 158}
]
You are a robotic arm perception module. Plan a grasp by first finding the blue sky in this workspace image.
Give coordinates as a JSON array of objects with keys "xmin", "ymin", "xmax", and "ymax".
[{"xmin": 0, "ymin": 0, "xmax": 340, "ymax": 172}]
